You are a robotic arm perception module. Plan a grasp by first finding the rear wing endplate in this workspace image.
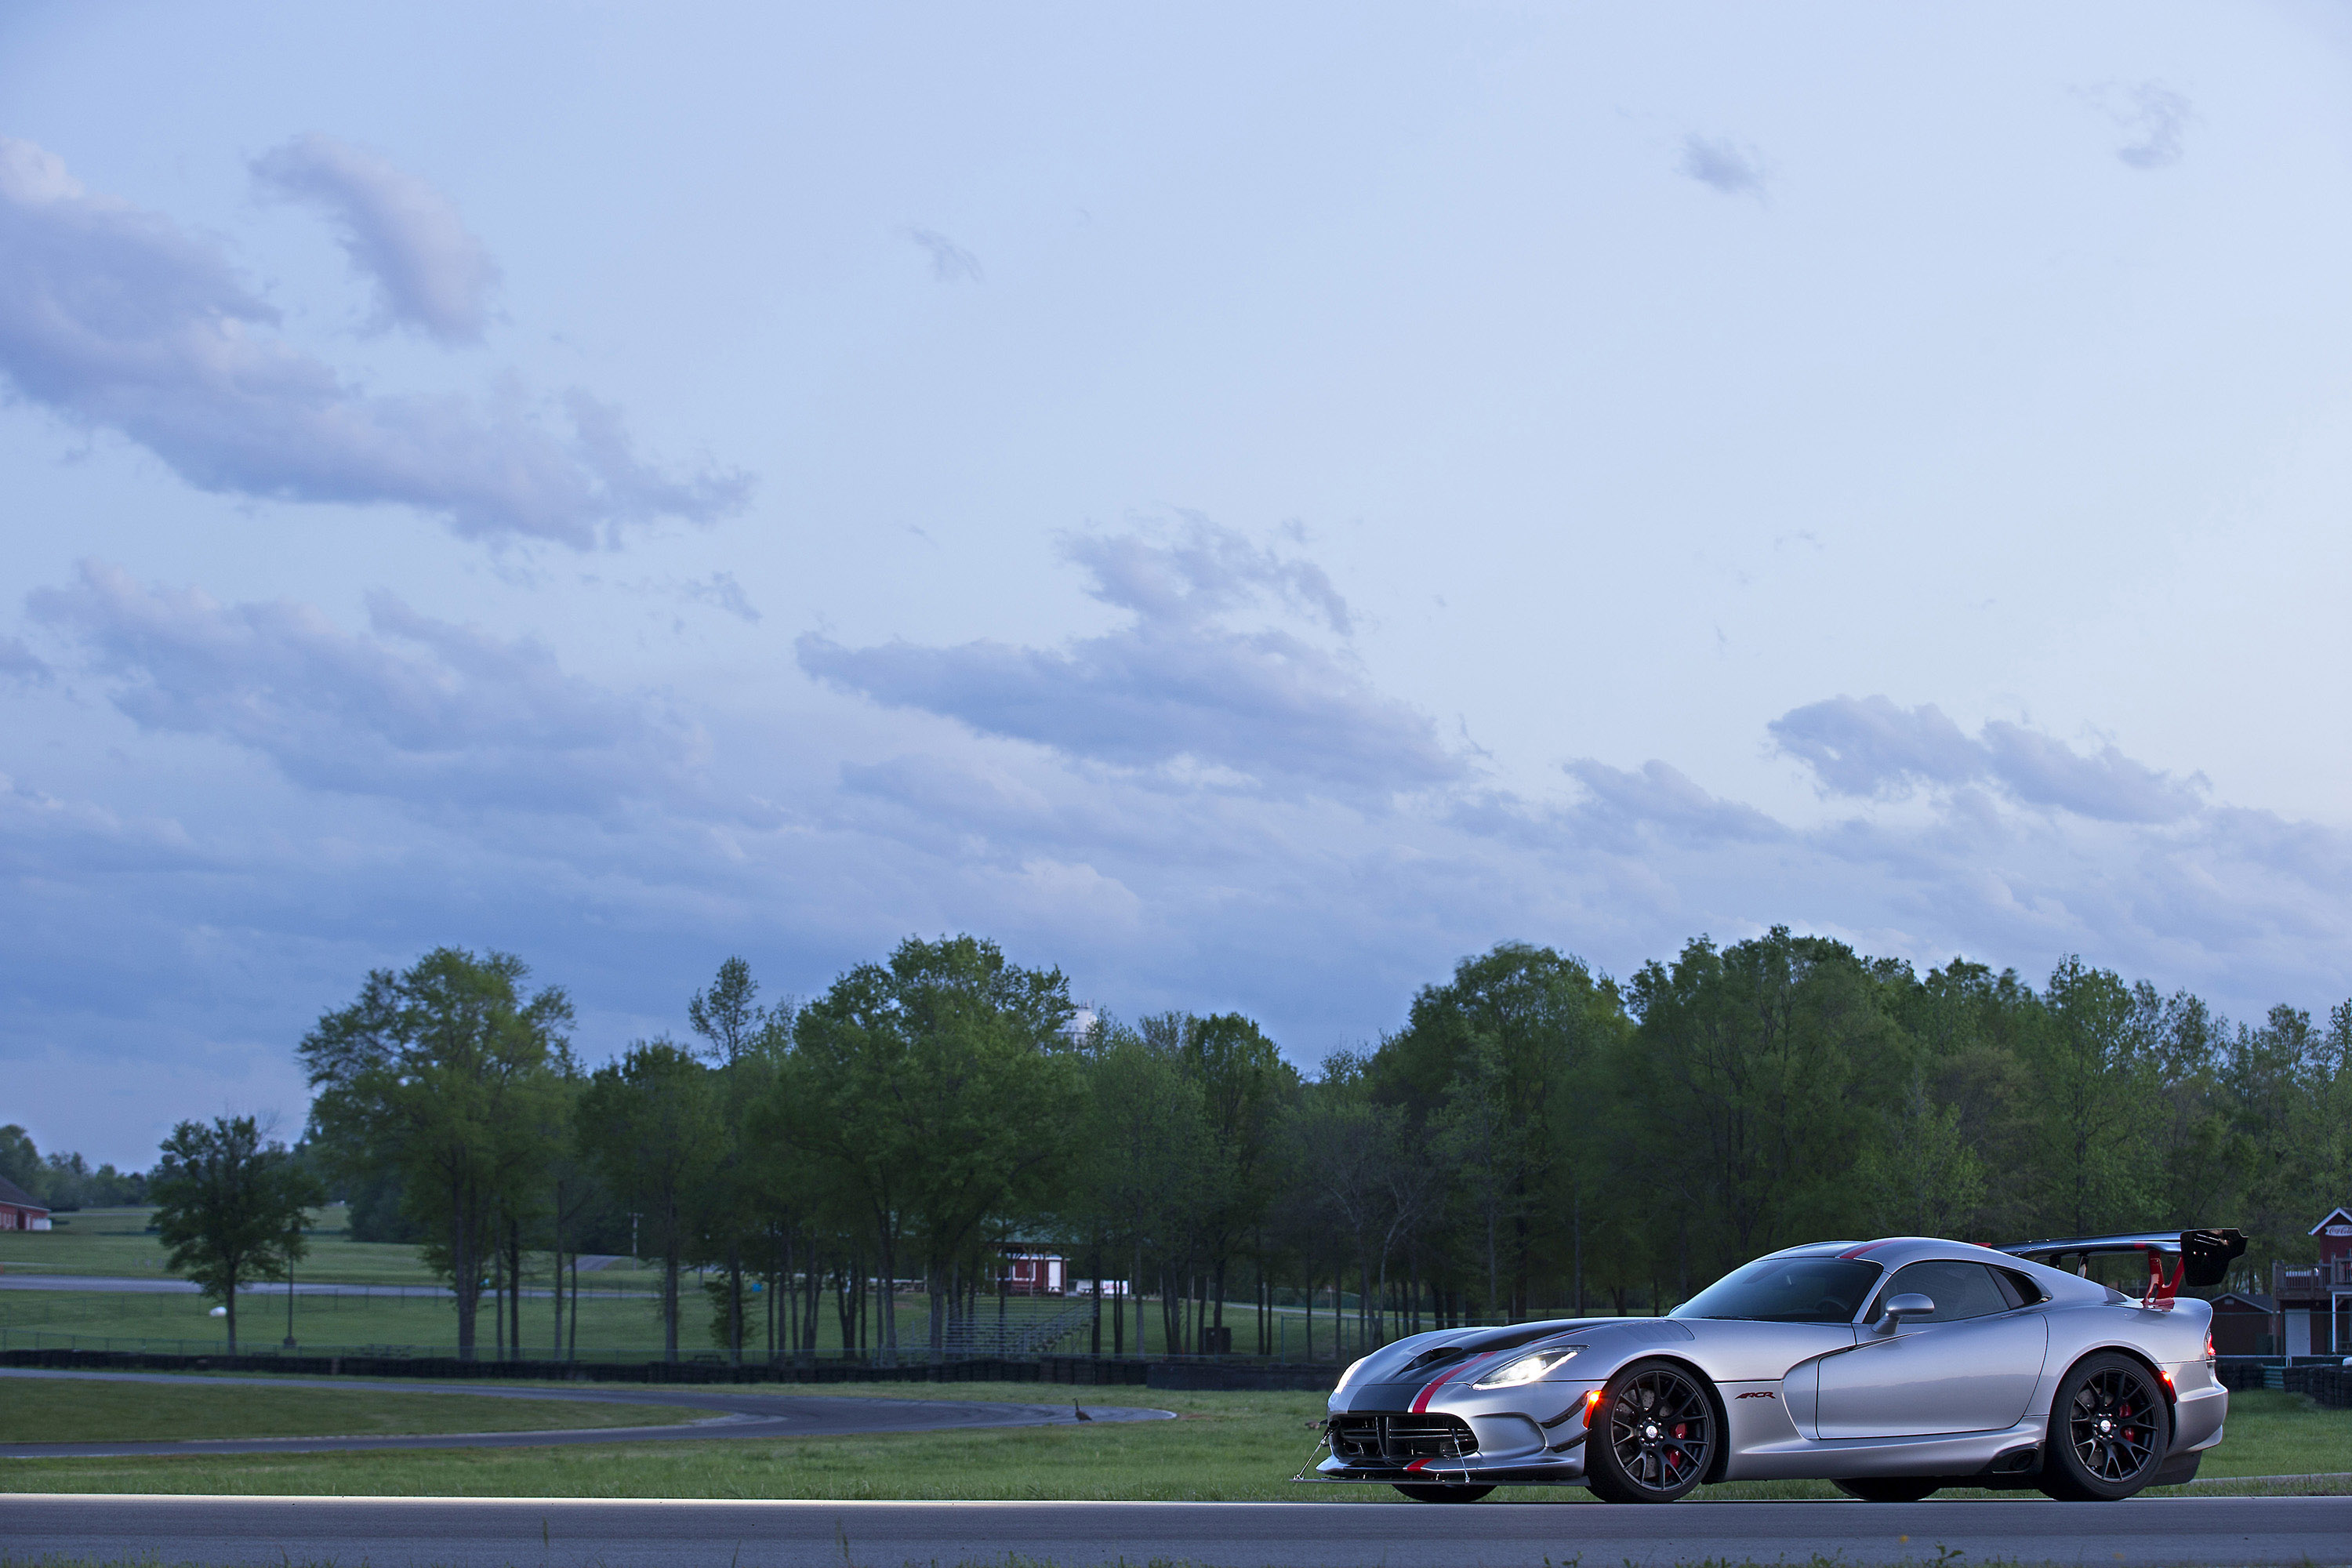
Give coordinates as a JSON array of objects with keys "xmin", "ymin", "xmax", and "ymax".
[{"xmin": 1998, "ymin": 1228, "xmax": 2247, "ymax": 1305}]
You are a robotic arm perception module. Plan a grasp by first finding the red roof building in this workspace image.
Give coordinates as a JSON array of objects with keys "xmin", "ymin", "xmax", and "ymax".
[{"xmin": 0, "ymin": 1174, "xmax": 50, "ymax": 1232}]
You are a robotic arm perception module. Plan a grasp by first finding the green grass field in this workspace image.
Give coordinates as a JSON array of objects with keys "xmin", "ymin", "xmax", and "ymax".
[
  {"xmin": 0, "ymin": 1207, "xmax": 680, "ymax": 1290},
  {"xmin": 0, "ymin": 1378, "xmax": 2341, "ymax": 1502},
  {"xmin": 0, "ymin": 1209, "xmax": 1372, "ymax": 1360},
  {"xmin": 0, "ymin": 1378, "xmax": 702, "ymax": 1442}
]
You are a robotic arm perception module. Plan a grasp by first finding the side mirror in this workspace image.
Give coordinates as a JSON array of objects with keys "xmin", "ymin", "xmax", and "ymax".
[{"xmin": 1879, "ymin": 1293, "xmax": 1936, "ymax": 1327}]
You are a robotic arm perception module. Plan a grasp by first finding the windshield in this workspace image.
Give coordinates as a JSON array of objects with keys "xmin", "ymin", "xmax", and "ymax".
[{"xmin": 1672, "ymin": 1256, "xmax": 1882, "ymax": 1323}]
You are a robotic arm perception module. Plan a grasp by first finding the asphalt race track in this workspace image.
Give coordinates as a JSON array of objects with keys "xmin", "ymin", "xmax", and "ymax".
[
  {"xmin": 0, "ymin": 1368, "xmax": 1171, "ymax": 1457},
  {"xmin": 3, "ymin": 1494, "xmax": 2347, "ymax": 1568}
]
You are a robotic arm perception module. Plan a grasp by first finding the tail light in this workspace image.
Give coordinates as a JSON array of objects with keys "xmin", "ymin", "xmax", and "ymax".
[{"xmin": 2205, "ymin": 1331, "xmax": 2216, "ymax": 1365}]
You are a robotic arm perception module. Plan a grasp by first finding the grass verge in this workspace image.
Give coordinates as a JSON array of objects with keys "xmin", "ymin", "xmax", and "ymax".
[{"xmin": 0, "ymin": 1381, "xmax": 2339, "ymax": 1501}]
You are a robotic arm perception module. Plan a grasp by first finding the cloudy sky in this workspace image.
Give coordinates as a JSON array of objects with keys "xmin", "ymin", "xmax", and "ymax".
[{"xmin": 5, "ymin": 2, "xmax": 2350, "ymax": 1166}]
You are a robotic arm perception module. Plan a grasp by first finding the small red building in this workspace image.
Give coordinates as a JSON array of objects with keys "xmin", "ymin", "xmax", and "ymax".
[
  {"xmin": 0, "ymin": 1174, "xmax": 50, "ymax": 1232},
  {"xmin": 995, "ymin": 1246, "xmax": 1067, "ymax": 1296},
  {"xmin": 2275, "ymin": 1205, "xmax": 2352, "ymax": 1359},
  {"xmin": 2209, "ymin": 1290, "xmax": 2277, "ymax": 1356}
]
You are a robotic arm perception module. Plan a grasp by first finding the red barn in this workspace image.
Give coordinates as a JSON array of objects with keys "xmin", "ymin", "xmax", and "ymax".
[{"xmin": 0, "ymin": 1174, "xmax": 50, "ymax": 1232}]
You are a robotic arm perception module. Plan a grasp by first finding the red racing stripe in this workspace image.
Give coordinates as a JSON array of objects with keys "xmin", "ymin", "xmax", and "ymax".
[{"xmin": 1411, "ymin": 1353, "xmax": 1497, "ymax": 1413}]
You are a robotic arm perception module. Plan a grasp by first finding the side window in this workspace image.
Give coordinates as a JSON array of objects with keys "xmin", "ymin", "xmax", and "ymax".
[
  {"xmin": 1992, "ymin": 1267, "xmax": 2042, "ymax": 1308},
  {"xmin": 1878, "ymin": 1260, "xmax": 2011, "ymax": 1322}
]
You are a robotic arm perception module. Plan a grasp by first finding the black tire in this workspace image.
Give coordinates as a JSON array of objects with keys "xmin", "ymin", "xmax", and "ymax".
[
  {"xmin": 1584, "ymin": 1358, "xmax": 1719, "ymax": 1504},
  {"xmin": 2038, "ymin": 1352, "xmax": 2172, "ymax": 1502},
  {"xmin": 1834, "ymin": 1478, "xmax": 1940, "ymax": 1502},
  {"xmin": 1392, "ymin": 1483, "xmax": 1496, "ymax": 1503}
]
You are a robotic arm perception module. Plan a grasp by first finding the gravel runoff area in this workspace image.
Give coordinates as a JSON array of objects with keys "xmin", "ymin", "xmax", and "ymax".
[
  {"xmin": 0, "ymin": 1367, "xmax": 1174, "ymax": 1458},
  {"xmin": 3, "ymin": 1494, "xmax": 2348, "ymax": 1568}
]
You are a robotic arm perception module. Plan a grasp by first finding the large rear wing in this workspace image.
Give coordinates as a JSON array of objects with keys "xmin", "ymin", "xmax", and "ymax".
[{"xmin": 1998, "ymin": 1229, "xmax": 2247, "ymax": 1305}]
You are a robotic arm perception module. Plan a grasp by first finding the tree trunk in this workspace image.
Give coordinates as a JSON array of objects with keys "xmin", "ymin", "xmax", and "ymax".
[
  {"xmin": 725, "ymin": 1241, "xmax": 742, "ymax": 1364},
  {"xmin": 662, "ymin": 1223, "xmax": 681, "ymax": 1362},
  {"xmin": 1573, "ymin": 1189, "xmax": 1584, "ymax": 1317},
  {"xmin": 452, "ymin": 1181, "xmax": 479, "ymax": 1360},
  {"xmin": 552, "ymin": 1200, "xmax": 564, "ymax": 1357},
  {"xmin": 508, "ymin": 1218, "xmax": 523, "ymax": 1360},
  {"xmin": 877, "ymin": 1225, "xmax": 898, "ymax": 1366},
  {"xmin": 928, "ymin": 1255, "xmax": 946, "ymax": 1358}
]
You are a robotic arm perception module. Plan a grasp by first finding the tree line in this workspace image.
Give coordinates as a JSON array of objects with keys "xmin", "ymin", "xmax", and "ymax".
[
  {"xmin": 0, "ymin": 1123, "xmax": 149, "ymax": 1209},
  {"xmin": 149, "ymin": 927, "xmax": 2352, "ymax": 1363}
]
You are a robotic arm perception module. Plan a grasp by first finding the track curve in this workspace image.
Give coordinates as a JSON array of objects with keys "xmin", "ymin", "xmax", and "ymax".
[{"xmin": 0, "ymin": 1367, "xmax": 1172, "ymax": 1457}]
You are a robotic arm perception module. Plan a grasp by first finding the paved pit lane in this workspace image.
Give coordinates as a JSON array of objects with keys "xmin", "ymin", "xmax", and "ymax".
[{"xmin": 1, "ymin": 1494, "xmax": 2344, "ymax": 1568}]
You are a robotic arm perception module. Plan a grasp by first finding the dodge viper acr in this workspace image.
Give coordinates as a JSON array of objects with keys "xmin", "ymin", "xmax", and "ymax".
[{"xmin": 1305, "ymin": 1229, "xmax": 2244, "ymax": 1504}]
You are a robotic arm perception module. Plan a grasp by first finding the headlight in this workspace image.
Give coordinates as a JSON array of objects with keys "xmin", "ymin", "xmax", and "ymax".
[{"xmin": 1471, "ymin": 1346, "xmax": 1582, "ymax": 1388}]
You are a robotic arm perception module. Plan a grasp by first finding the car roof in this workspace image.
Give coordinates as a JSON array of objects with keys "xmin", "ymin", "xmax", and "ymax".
[
  {"xmin": 1768, "ymin": 1236, "xmax": 2043, "ymax": 1269},
  {"xmin": 1761, "ymin": 1236, "xmax": 2111, "ymax": 1301}
]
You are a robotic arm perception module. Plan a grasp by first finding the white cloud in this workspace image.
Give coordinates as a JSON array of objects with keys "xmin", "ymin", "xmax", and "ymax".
[
  {"xmin": 0, "ymin": 136, "xmax": 747, "ymax": 546},
  {"xmin": 27, "ymin": 561, "xmax": 759, "ymax": 822},
  {"xmin": 1769, "ymin": 695, "xmax": 2205, "ymax": 823},
  {"xmin": 1676, "ymin": 133, "xmax": 1767, "ymax": 198},
  {"xmin": 0, "ymin": 634, "xmax": 49, "ymax": 687},
  {"xmin": 252, "ymin": 133, "xmax": 500, "ymax": 343},
  {"xmin": 902, "ymin": 226, "xmax": 983, "ymax": 282},
  {"xmin": 797, "ymin": 521, "xmax": 1457, "ymax": 798},
  {"xmin": 2107, "ymin": 82, "xmax": 2194, "ymax": 170}
]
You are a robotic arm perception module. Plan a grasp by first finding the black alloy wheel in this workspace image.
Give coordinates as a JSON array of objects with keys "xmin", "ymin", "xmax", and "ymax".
[
  {"xmin": 1834, "ymin": 1477, "xmax": 1940, "ymax": 1502},
  {"xmin": 1585, "ymin": 1359, "xmax": 1718, "ymax": 1504},
  {"xmin": 2039, "ymin": 1352, "xmax": 2172, "ymax": 1502},
  {"xmin": 1392, "ymin": 1483, "xmax": 1496, "ymax": 1503}
]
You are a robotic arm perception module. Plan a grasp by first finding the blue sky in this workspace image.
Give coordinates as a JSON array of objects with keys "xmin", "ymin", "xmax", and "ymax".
[{"xmin": 5, "ymin": 2, "xmax": 2351, "ymax": 1166}]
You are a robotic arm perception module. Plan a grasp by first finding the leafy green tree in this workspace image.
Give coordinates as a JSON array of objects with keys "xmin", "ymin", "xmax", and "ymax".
[
  {"xmin": 0, "ymin": 1124, "xmax": 41, "ymax": 1196},
  {"xmin": 1380, "ymin": 942, "xmax": 1624, "ymax": 1317},
  {"xmin": 1067, "ymin": 1014, "xmax": 1214, "ymax": 1357},
  {"xmin": 578, "ymin": 1039, "xmax": 720, "ymax": 1360},
  {"xmin": 1884, "ymin": 959, "xmax": 2036, "ymax": 1240},
  {"xmin": 1853, "ymin": 1073, "xmax": 1987, "ymax": 1239},
  {"xmin": 299, "ymin": 947, "xmax": 574, "ymax": 1359},
  {"xmin": 151, "ymin": 1116, "xmax": 321, "ymax": 1352},
  {"xmin": 1625, "ymin": 928, "xmax": 1893, "ymax": 1287},
  {"xmin": 1139, "ymin": 1011, "xmax": 1295, "ymax": 1345},
  {"xmin": 1431, "ymin": 1033, "xmax": 1526, "ymax": 1316},
  {"xmin": 684, "ymin": 956, "xmax": 797, "ymax": 1360},
  {"xmin": 2024, "ymin": 958, "xmax": 2165, "ymax": 1236},
  {"xmin": 787, "ymin": 935, "xmax": 1077, "ymax": 1363}
]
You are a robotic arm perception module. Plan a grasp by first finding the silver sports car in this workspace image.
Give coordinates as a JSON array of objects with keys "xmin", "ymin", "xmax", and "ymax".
[{"xmin": 1306, "ymin": 1229, "xmax": 2244, "ymax": 1504}]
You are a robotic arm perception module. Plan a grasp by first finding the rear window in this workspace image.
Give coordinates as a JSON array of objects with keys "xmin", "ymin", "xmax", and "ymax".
[{"xmin": 1674, "ymin": 1256, "xmax": 1883, "ymax": 1323}]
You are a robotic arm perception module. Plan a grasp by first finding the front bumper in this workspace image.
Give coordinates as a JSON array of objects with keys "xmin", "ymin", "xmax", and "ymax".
[{"xmin": 1305, "ymin": 1399, "xmax": 1596, "ymax": 1487}]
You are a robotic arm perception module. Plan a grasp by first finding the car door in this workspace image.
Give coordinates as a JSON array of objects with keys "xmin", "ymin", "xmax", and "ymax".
[{"xmin": 1813, "ymin": 1260, "xmax": 2049, "ymax": 1439}]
